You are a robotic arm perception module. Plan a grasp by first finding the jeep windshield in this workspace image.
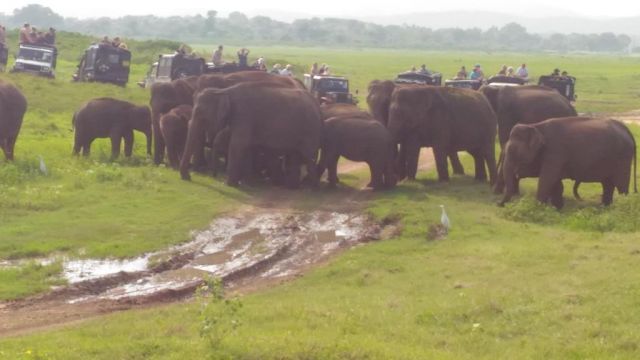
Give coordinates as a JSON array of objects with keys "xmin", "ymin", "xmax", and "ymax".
[
  {"xmin": 317, "ymin": 79, "xmax": 348, "ymax": 92},
  {"xmin": 18, "ymin": 48, "xmax": 53, "ymax": 63}
]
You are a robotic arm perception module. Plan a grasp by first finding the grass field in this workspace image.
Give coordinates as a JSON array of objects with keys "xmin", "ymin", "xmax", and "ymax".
[{"xmin": 1, "ymin": 33, "xmax": 640, "ymax": 358}]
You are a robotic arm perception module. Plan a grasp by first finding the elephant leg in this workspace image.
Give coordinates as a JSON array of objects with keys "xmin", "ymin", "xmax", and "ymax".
[
  {"xmin": 369, "ymin": 161, "xmax": 385, "ymax": 190},
  {"xmin": 494, "ymin": 151, "xmax": 506, "ymax": 194},
  {"xmin": 123, "ymin": 131, "xmax": 134, "ymax": 158},
  {"xmin": 82, "ymin": 140, "xmax": 92, "ymax": 157},
  {"xmin": 192, "ymin": 132, "xmax": 207, "ymax": 171},
  {"xmin": 432, "ymin": 147, "xmax": 450, "ymax": 182},
  {"xmin": 1, "ymin": 138, "xmax": 9, "ymax": 160},
  {"xmin": 73, "ymin": 137, "xmax": 82, "ymax": 156},
  {"xmin": 484, "ymin": 144, "xmax": 497, "ymax": 186},
  {"xmin": 210, "ymin": 149, "xmax": 220, "ymax": 177},
  {"xmin": 166, "ymin": 142, "xmax": 180, "ymax": 170},
  {"xmin": 268, "ymin": 153, "xmax": 285, "ymax": 186},
  {"xmin": 602, "ymin": 179, "xmax": 615, "ymax": 206},
  {"xmin": 405, "ymin": 143, "xmax": 420, "ymax": 180},
  {"xmin": 303, "ymin": 151, "xmax": 320, "ymax": 188},
  {"xmin": 326, "ymin": 153, "xmax": 340, "ymax": 187},
  {"xmin": 284, "ymin": 153, "xmax": 302, "ymax": 189},
  {"xmin": 110, "ymin": 134, "xmax": 122, "ymax": 159},
  {"xmin": 449, "ymin": 151, "xmax": 465, "ymax": 175},
  {"xmin": 153, "ymin": 119, "xmax": 165, "ymax": 165},
  {"xmin": 4, "ymin": 136, "xmax": 16, "ymax": 161},
  {"xmin": 395, "ymin": 143, "xmax": 407, "ymax": 181},
  {"xmin": 316, "ymin": 149, "xmax": 329, "ymax": 182},
  {"xmin": 536, "ymin": 162, "xmax": 563, "ymax": 206},
  {"xmin": 550, "ymin": 181, "xmax": 565, "ymax": 209},
  {"xmin": 226, "ymin": 141, "xmax": 249, "ymax": 186},
  {"xmin": 471, "ymin": 151, "xmax": 487, "ymax": 181}
]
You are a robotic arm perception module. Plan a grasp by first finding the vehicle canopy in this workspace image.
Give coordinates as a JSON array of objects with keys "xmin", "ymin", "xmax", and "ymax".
[
  {"xmin": 444, "ymin": 79, "xmax": 483, "ymax": 90},
  {"xmin": 12, "ymin": 43, "xmax": 57, "ymax": 77},
  {"xmin": 538, "ymin": 75, "xmax": 577, "ymax": 101},
  {"xmin": 157, "ymin": 53, "xmax": 205, "ymax": 81},
  {"xmin": 394, "ymin": 71, "xmax": 442, "ymax": 86},
  {"xmin": 75, "ymin": 44, "xmax": 131, "ymax": 85},
  {"xmin": 486, "ymin": 75, "xmax": 526, "ymax": 86}
]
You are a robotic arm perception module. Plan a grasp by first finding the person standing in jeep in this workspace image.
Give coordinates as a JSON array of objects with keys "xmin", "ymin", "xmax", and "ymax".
[
  {"xmin": 212, "ymin": 45, "xmax": 224, "ymax": 66},
  {"xmin": 44, "ymin": 28, "xmax": 56, "ymax": 46},
  {"xmin": 19, "ymin": 24, "xmax": 31, "ymax": 44}
]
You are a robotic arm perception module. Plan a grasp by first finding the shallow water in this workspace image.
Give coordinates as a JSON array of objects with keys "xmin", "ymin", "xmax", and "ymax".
[{"xmin": 64, "ymin": 210, "xmax": 374, "ymax": 303}]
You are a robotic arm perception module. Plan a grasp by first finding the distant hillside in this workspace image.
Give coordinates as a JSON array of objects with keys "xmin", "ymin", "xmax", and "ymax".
[
  {"xmin": 0, "ymin": 4, "xmax": 636, "ymax": 53},
  {"xmin": 363, "ymin": 11, "xmax": 640, "ymax": 36}
]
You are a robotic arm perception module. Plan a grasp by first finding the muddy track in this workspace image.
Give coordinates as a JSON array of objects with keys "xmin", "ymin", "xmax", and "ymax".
[{"xmin": 0, "ymin": 151, "xmax": 435, "ymax": 338}]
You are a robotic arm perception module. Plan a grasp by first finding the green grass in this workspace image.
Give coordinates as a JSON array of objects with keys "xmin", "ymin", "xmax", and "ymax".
[{"xmin": 1, "ymin": 34, "xmax": 640, "ymax": 357}]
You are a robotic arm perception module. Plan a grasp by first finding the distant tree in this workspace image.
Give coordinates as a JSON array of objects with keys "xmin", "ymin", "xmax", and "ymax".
[
  {"xmin": 12, "ymin": 4, "xmax": 63, "ymax": 28},
  {"xmin": 203, "ymin": 10, "xmax": 217, "ymax": 36}
]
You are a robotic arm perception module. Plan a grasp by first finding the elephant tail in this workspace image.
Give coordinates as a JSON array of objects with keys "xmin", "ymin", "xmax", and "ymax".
[
  {"xmin": 573, "ymin": 181, "xmax": 582, "ymax": 200},
  {"xmin": 71, "ymin": 111, "xmax": 77, "ymax": 132},
  {"xmin": 621, "ymin": 122, "xmax": 638, "ymax": 193}
]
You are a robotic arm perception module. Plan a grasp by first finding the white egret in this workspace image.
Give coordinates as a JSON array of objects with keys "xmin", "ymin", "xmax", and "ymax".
[
  {"xmin": 440, "ymin": 204, "xmax": 450, "ymax": 231},
  {"xmin": 38, "ymin": 155, "xmax": 48, "ymax": 176}
]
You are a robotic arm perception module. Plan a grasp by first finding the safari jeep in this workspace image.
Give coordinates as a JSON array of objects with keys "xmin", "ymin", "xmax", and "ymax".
[
  {"xmin": 538, "ymin": 75, "xmax": 577, "ymax": 102},
  {"xmin": 73, "ymin": 44, "xmax": 131, "ymax": 86},
  {"xmin": 11, "ymin": 43, "xmax": 56, "ymax": 78},
  {"xmin": 138, "ymin": 54, "xmax": 205, "ymax": 88},
  {"xmin": 303, "ymin": 74, "xmax": 356, "ymax": 104}
]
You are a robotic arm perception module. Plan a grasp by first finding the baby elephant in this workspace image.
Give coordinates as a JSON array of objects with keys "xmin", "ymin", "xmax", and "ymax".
[
  {"xmin": 317, "ymin": 116, "xmax": 397, "ymax": 190},
  {"xmin": 159, "ymin": 105, "xmax": 193, "ymax": 169},
  {"xmin": 500, "ymin": 117, "xmax": 637, "ymax": 208},
  {"xmin": 73, "ymin": 98, "xmax": 152, "ymax": 158}
]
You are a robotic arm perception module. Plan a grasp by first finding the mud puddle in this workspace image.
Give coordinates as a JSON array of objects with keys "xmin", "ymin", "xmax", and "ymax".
[{"xmin": 59, "ymin": 211, "xmax": 380, "ymax": 304}]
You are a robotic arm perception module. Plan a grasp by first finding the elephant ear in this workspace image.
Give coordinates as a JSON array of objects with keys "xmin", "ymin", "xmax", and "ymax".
[
  {"xmin": 511, "ymin": 125, "xmax": 545, "ymax": 162},
  {"xmin": 174, "ymin": 79, "xmax": 196, "ymax": 105},
  {"xmin": 527, "ymin": 126, "xmax": 545, "ymax": 153}
]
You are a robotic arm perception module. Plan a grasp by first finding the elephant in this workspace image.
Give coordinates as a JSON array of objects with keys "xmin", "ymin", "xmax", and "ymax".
[
  {"xmin": 180, "ymin": 82, "xmax": 323, "ymax": 187},
  {"xmin": 480, "ymin": 85, "xmax": 577, "ymax": 194},
  {"xmin": 317, "ymin": 115, "xmax": 397, "ymax": 190},
  {"xmin": 150, "ymin": 77, "xmax": 198, "ymax": 165},
  {"xmin": 387, "ymin": 86, "xmax": 497, "ymax": 183},
  {"xmin": 159, "ymin": 104, "xmax": 192, "ymax": 169},
  {"xmin": 367, "ymin": 80, "xmax": 465, "ymax": 177},
  {"xmin": 72, "ymin": 98, "xmax": 152, "ymax": 158},
  {"xmin": 0, "ymin": 80, "xmax": 27, "ymax": 161},
  {"xmin": 500, "ymin": 117, "xmax": 637, "ymax": 209},
  {"xmin": 320, "ymin": 103, "xmax": 371, "ymax": 120}
]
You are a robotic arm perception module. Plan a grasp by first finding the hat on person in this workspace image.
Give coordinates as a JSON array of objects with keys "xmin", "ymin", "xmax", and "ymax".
[{"xmin": 474, "ymin": 63, "xmax": 481, "ymax": 68}]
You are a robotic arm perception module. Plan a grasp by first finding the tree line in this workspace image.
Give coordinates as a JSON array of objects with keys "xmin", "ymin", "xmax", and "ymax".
[{"xmin": 0, "ymin": 4, "xmax": 634, "ymax": 53}]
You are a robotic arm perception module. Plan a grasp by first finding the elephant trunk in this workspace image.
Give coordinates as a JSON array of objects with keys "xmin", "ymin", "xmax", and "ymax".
[
  {"xmin": 180, "ymin": 116, "xmax": 204, "ymax": 181},
  {"xmin": 499, "ymin": 156, "xmax": 517, "ymax": 206}
]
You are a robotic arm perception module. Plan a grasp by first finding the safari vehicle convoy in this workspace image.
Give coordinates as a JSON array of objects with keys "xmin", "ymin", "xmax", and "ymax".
[
  {"xmin": 138, "ymin": 53, "xmax": 264, "ymax": 88},
  {"xmin": 10, "ymin": 43, "xmax": 56, "ymax": 78},
  {"xmin": 303, "ymin": 74, "xmax": 356, "ymax": 104},
  {"xmin": 72, "ymin": 44, "xmax": 131, "ymax": 86}
]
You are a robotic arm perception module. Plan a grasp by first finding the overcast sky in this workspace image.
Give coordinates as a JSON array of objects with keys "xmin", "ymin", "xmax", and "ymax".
[{"xmin": 1, "ymin": 1, "xmax": 639, "ymax": 19}]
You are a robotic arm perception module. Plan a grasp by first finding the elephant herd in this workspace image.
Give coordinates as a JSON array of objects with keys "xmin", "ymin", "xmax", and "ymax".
[{"xmin": 0, "ymin": 71, "xmax": 637, "ymax": 209}]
